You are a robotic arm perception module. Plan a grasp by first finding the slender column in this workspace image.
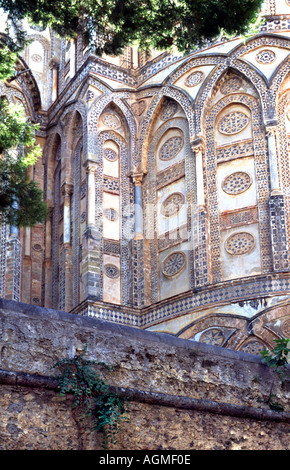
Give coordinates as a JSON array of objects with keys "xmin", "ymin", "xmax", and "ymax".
[
  {"xmin": 80, "ymin": 161, "xmax": 101, "ymax": 302},
  {"xmin": 265, "ymin": 127, "xmax": 289, "ymax": 272},
  {"xmin": 62, "ymin": 184, "xmax": 73, "ymax": 245},
  {"xmin": 21, "ymin": 226, "xmax": 32, "ymax": 304},
  {"xmin": 43, "ymin": 207, "xmax": 53, "ymax": 308},
  {"xmin": 266, "ymin": 126, "xmax": 281, "ymax": 195},
  {"xmin": 192, "ymin": 139, "xmax": 205, "ymax": 208},
  {"xmin": 86, "ymin": 162, "xmax": 98, "ymax": 226},
  {"xmin": 131, "ymin": 171, "xmax": 145, "ymax": 240},
  {"xmin": 130, "ymin": 169, "xmax": 148, "ymax": 308},
  {"xmin": 190, "ymin": 137, "xmax": 211, "ymax": 287},
  {"xmin": 49, "ymin": 57, "xmax": 60, "ymax": 103},
  {"xmin": 24, "ymin": 227, "xmax": 31, "ymax": 256}
]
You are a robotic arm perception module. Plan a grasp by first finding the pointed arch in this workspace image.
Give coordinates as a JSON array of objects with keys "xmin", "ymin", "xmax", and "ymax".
[
  {"xmin": 139, "ymin": 87, "xmax": 196, "ymax": 174},
  {"xmin": 203, "ymin": 91, "xmax": 272, "ymax": 284}
]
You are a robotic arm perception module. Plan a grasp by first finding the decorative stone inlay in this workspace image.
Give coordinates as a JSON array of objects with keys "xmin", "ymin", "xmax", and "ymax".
[
  {"xmin": 162, "ymin": 251, "xmax": 186, "ymax": 277},
  {"xmin": 80, "ymin": 211, "xmax": 86, "ymax": 223},
  {"xmin": 86, "ymin": 90, "xmax": 95, "ymax": 101},
  {"xmin": 104, "ymin": 263, "xmax": 120, "ymax": 279},
  {"xmin": 218, "ymin": 111, "xmax": 249, "ymax": 135},
  {"xmin": 104, "ymin": 208, "xmax": 119, "ymax": 221},
  {"xmin": 220, "ymin": 77, "xmax": 243, "ymax": 95},
  {"xmin": 241, "ymin": 341, "xmax": 265, "ymax": 355},
  {"xmin": 161, "ymin": 101, "xmax": 178, "ymax": 120},
  {"xmin": 31, "ymin": 54, "xmax": 42, "ymax": 63},
  {"xmin": 159, "ymin": 136, "xmax": 183, "ymax": 160},
  {"xmin": 222, "ymin": 172, "xmax": 252, "ymax": 195},
  {"xmin": 33, "ymin": 243, "xmax": 42, "ymax": 251},
  {"xmin": 255, "ymin": 49, "xmax": 276, "ymax": 64},
  {"xmin": 80, "ymin": 182, "xmax": 86, "ymax": 198},
  {"xmin": 101, "ymin": 113, "xmax": 121, "ymax": 129},
  {"xmin": 216, "ymin": 140, "xmax": 253, "ymax": 160},
  {"xmin": 200, "ymin": 328, "xmax": 224, "ymax": 346},
  {"xmin": 185, "ymin": 71, "xmax": 204, "ymax": 87},
  {"xmin": 103, "ymin": 176, "xmax": 119, "ymax": 193},
  {"xmin": 131, "ymin": 100, "xmax": 146, "ymax": 116},
  {"xmin": 104, "ymin": 148, "xmax": 118, "ymax": 162},
  {"xmin": 160, "ymin": 192, "xmax": 185, "ymax": 217},
  {"xmin": 281, "ymin": 318, "xmax": 290, "ymax": 337},
  {"xmin": 225, "ymin": 232, "xmax": 255, "ymax": 255},
  {"xmin": 220, "ymin": 207, "xmax": 258, "ymax": 229}
]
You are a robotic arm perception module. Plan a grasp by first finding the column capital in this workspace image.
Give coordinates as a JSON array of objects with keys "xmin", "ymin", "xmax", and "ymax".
[
  {"xmin": 61, "ymin": 183, "xmax": 73, "ymax": 197},
  {"xmin": 49, "ymin": 56, "xmax": 60, "ymax": 69},
  {"xmin": 85, "ymin": 161, "xmax": 98, "ymax": 174},
  {"xmin": 130, "ymin": 167, "xmax": 147, "ymax": 186},
  {"xmin": 190, "ymin": 136, "xmax": 205, "ymax": 153},
  {"xmin": 265, "ymin": 125, "xmax": 278, "ymax": 137}
]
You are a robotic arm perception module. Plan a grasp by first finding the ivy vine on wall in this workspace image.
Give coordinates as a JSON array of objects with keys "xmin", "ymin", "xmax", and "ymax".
[{"xmin": 53, "ymin": 348, "xmax": 129, "ymax": 449}]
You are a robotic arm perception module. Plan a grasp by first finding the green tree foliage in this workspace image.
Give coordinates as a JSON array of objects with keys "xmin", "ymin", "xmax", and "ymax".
[
  {"xmin": 0, "ymin": 99, "xmax": 48, "ymax": 227},
  {"xmin": 1, "ymin": 0, "xmax": 263, "ymax": 56},
  {"xmin": 260, "ymin": 338, "xmax": 290, "ymax": 412},
  {"xmin": 0, "ymin": 46, "xmax": 17, "ymax": 81}
]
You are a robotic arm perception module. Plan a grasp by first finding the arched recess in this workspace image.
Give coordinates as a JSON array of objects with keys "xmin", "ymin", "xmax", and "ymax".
[
  {"xmin": 276, "ymin": 74, "xmax": 290, "ymax": 256},
  {"xmin": 96, "ymin": 103, "xmax": 134, "ymax": 306},
  {"xmin": 142, "ymin": 96, "xmax": 196, "ymax": 304},
  {"xmin": 139, "ymin": 87, "xmax": 197, "ymax": 174},
  {"xmin": 65, "ymin": 111, "xmax": 84, "ymax": 309},
  {"xmin": 177, "ymin": 313, "xmax": 269, "ymax": 355},
  {"xmin": 24, "ymin": 34, "xmax": 51, "ymax": 109},
  {"xmin": 50, "ymin": 134, "xmax": 62, "ymax": 310},
  {"xmin": 177, "ymin": 300, "xmax": 290, "ymax": 355},
  {"xmin": 203, "ymin": 80, "xmax": 272, "ymax": 284},
  {"xmin": 88, "ymin": 94, "xmax": 137, "ymax": 171}
]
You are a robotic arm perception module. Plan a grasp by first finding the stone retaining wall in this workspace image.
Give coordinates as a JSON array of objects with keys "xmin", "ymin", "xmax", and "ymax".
[{"xmin": 0, "ymin": 298, "xmax": 289, "ymax": 450}]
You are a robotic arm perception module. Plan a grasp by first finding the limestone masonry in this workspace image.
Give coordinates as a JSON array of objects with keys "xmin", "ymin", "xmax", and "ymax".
[{"xmin": 1, "ymin": 0, "xmax": 290, "ymax": 355}]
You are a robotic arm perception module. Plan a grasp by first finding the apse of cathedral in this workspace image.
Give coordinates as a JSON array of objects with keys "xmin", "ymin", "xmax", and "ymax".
[{"xmin": 0, "ymin": 0, "xmax": 290, "ymax": 355}]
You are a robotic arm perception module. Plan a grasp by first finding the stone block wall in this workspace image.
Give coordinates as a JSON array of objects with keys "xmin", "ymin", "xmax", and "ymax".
[{"xmin": 0, "ymin": 298, "xmax": 289, "ymax": 450}]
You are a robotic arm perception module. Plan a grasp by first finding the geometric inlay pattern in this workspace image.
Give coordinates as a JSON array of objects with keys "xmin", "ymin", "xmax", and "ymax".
[
  {"xmin": 33, "ymin": 243, "xmax": 42, "ymax": 251},
  {"xmin": 218, "ymin": 111, "xmax": 250, "ymax": 135},
  {"xmin": 255, "ymin": 49, "xmax": 276, "ymax": 64},
  {"xmin": 31, "ymin": 54, "xmax": 42, "ymax": 62},
  {"xmin": 160, "ymin": 192, "xmax": 185, "ymax": 217},
  {"xmin": 104, "ymin": 264, "xmax": 120, "ymax": 279},
  {"xmin": 162, "ymin": 251, "xmax": 186, "ymax": 277},
  {"xmin": 200, "ymin": 328, "xmax": 224, "ymax": 346},
  {"xmin": 281, "ymin": 318, "xmax": 290, "ymax": 337},
  {"xmin": 222, "ymin": 172, "xmax": 252, "ymax": 195},
  {"xmin": 216, "ymin": 140, "xmax": 253, "ymax": 160},
  {"xmin": 104, "ymin": 148, "xmax": 118, "ymax": 162},
  {"xmin": 161, "ymin": 101, "xmax": 178, "ymax": 120},
  {"xmin": 220, "ymin": 77, "xmax": 243, "ymax": 95},
  {"xmin": 225, "ymin": 232, "xmax": 255, "ymax": 255},
  {"xmin": 131, "ymin": 100, "xmax": 146, "ymax": 116},
  {"xmin": 185, "ymin": 71, "xmax": 204, "ymax": 87},
  {"xmin": 101, "ymin": 113, "xmax": 121, "ymax": 129},
  {"xmin": 104, "ymin": 208, "xmax": 119, "ymax": 221},
  {"xmin": 240, "ymin": 341, "xmax": 265, "ymax": 355},
  {"xmin": 159, "ymin": 136, "xmax": 183, "ymax": 160}
]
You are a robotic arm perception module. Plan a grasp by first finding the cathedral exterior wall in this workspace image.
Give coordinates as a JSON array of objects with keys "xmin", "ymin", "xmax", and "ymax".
[{"xmin": 1, "ymin": 1, "xmax": 290, "ymax": 357}]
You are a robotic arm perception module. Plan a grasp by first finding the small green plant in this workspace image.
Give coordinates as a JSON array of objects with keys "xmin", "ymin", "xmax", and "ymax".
[
  {"xmin": 260, "ymin": 338, "xmax": 290, "ymax": 412},
  {"xmin": 53, "ymin": 348, "xmax": 128, "ymax": 449}
]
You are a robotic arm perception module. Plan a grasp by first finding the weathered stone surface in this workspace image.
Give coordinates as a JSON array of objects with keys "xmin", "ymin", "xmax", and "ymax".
[{"xmin": 0, "ymin": 299, "xmax": 289, "ymax": 450}]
